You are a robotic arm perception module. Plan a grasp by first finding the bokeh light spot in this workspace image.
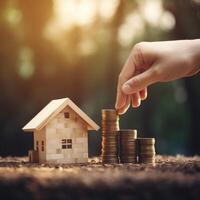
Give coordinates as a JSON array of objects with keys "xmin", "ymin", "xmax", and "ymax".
[
  {"xmin": 118, "ymin": 13, "xmax": 144, "ymax": 47},
  {"xmin": 141, "ymin": 0, "xmax": 163, "ymax": 26},
  {"xmin": 18, "ymin": 63, "xmax": 35, "ymax": 80},
  {"xmin": 53, "ymin": 0, "xmax": 97, "ymax": 28},
  {"xmin": 79, "ymin": 39, "xmax": 97, "ymax": 56},
  {"xmin": 5, "ymin": 7, "xmax": 22, "ymax": 26},
  {"xmin": 18, "ymin": 47, "xmax": 35, "ymax": 80},
  {"xmin": 160, "ymin": 11, "xmax": 176, "ymax": 31},
  {"xmin": 98, "ymin": 0, "xmax": 120, "ymax": 21}
]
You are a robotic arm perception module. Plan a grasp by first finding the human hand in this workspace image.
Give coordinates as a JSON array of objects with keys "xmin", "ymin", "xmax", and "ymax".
[{"xmin": 115, "ymin": 40, "xmax": 200, "ymax": 114}]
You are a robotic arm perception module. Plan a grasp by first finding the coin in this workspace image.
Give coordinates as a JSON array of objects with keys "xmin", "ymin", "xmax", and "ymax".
[
  {"xmin": 119, "ymin": 129, "xmax": 137, "ymax": 164},
  {"xmin": 137, "ymin": 137, "xmax": 156, "ymax": 164},
  {"xmin": 120, "ymin": 129, "xmax": 137, "ymax": 138},
  {"xmin": 139, "ymin": 157, "xmax": 155, "ymax": 164},
  {"xmin": 101, "ymin": 109, "xmax": 119, "ymax": 121},
  {"xmin": 101, "ymin": 109, "xmax": 119, "ymax": 164},
  {"xmin": 120, "ymin": 158, "xmax": 137, "ymax": 163},
  {"xmin": 137, "ymin": 138, "xmax": 155, "ymax": 145}
]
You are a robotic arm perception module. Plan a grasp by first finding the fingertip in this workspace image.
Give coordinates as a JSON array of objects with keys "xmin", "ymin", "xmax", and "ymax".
[
  {"xmin": 117, "ymin": 104, "xmax": 130, "ymax": 115},
  {"xmin": 132, "ymin": 98, "xmax": 141, "ymax": 108},
  {"xmin": 117, "ymin": 109, "xmax": 125, "ymax": 115},
  {"xmin": 117, "ymin": 95, "xmax": 131, "ymax": 115},
  {"xmin": 115, "ymin": 101, "xmax": 123, "ymax": 110},
  {"xmin": 131, "ymin": 93, "xmax": 141, "ymax": 108},
  {"xmin": 140, "ymin": 88, "xmax": 148, "ymax": 100},
  {"xmin": 115, "ymin": 95, "xmax": 126, "ymax": 110}
]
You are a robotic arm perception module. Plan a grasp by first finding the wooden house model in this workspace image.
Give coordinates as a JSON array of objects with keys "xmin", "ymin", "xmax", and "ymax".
[{"xmin": 23, "ymin": 98, "xmax": 99, "ymax": 164}]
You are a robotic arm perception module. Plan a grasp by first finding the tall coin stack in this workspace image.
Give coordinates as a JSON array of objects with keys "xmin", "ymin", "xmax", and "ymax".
[
  {"xmin": 119, "ymin": 129, "xmax": 137, "ymax": 163},
  {"xmin": 137, "ymin": 138, "xmax": 156, "ymax": 164},
  {"xmin": 101, "ymin": 109, "xmax": 119, "ymax": 163}
]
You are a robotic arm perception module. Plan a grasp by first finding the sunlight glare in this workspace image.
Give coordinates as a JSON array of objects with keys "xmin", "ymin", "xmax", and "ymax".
[
  {"xmin": 98, "ymin": 0, "xmax": 120, "ymax": 21},
  {"xmin": 118, "ymin": 12, "xmax": 144, "ymax": 47},
  {"xmin": 54, "ymin": 0, "xmax": 97, "ymax": 27},
  {"xmin": 160, "ymin": 11, "xmax": 175, "ymax": 31},
  {"xmin": 141, "ymin": 0, "xmax": 163, "ymax": 26},
  {"xmin": 140, "ymin": 0, "xmax": 175, "ymax": 30},
  {"xmin": 45, "ymin": 0, "xmax": 121, "ymax": 39}
]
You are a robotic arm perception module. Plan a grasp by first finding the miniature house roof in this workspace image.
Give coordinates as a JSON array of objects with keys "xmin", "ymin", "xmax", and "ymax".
[{"xmin": 23, "ymin": 98, "xmax": 100, "ymax": 132}]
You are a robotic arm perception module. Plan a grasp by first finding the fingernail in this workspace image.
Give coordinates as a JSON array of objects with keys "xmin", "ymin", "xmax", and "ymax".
[
  {"xmin": 137, "ymin": 98, "xmax": 141, "ymax": 106},
  {"xmin": 122, "ymin": 83, "xmax": 132, "ymax": 94},
  {"xmin": 132, "ymin": 98, "xmax": 141, "ymax": 108}
]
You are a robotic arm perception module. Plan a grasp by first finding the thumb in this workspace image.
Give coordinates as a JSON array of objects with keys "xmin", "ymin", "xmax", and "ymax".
[{"xmin": 122, "ymin": 68, "xmax": 156, "ymax": 94}]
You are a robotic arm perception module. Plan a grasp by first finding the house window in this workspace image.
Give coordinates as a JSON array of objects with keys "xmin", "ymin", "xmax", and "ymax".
[
  {"xmin": 67, "ymin": 145, "xmax": 72, "ymax": 149},
  {"xmin": 64, "ymin": 112, "xmax": 69, "ymax": 118},
  {"xmin": 62, "ymin": 139, "xmax": 67, "ymax": 149},
  {"xmin": 61, "ymin": 138, "xmax": 72, "ymax": 149},
  {"xmin": 66, "ymin": 139, "xmax": 72, "ymax": 149},
  {"xmin": 67, "ymin": 139, "xmax": 72, "ymax": 143},
  {"xmin": 41, "ymin": 140, "xmax": 44, "ymax": 152},
  {"xmin": 62, "ymin": 145, "xmax": 67, "ymax": 149},
  {"xmin": 62, "ymin": 139, "xmax": 66, "ymax": 144}
]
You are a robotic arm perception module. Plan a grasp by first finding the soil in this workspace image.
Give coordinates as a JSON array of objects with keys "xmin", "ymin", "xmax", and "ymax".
[{"xmin": 0, "ymin": 155, "xmax": 200, "ymax": 200}]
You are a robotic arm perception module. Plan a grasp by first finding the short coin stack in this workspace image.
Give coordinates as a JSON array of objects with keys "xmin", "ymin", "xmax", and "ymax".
[
  {"xmin": 101, "ymin": 109, "xmax": 119, "ymax": 163},
  {"xmin": 137, "ymin": 138, "xmax": 156, "ymax": 164},
  {"xmin": 119, "ymin": 129, "xmax": 137, "ymax": 163}
]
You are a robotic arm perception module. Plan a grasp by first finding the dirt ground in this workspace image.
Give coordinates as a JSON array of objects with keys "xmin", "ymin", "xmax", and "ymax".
[{"xmin": 0, "ymin": 155, "xmax": 200, "ymax": 200}]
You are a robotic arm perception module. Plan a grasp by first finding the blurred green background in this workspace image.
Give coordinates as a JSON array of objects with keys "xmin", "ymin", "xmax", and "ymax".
[{"xmin": 0, "ymin": 0, "xmax": 200, "ymax": 157}]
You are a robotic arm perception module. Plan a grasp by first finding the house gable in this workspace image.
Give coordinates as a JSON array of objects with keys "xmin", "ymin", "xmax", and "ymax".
[{"xmin": 23, "ymin": 98, "xmax": 99, "ymax": 132}]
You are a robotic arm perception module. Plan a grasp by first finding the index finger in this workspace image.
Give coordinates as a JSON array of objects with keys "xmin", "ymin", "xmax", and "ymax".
[
  {"xmin": 115, "ymin": 51, "xmax": 137, "ymax": 110},
  {"xmin": 115, "ymin": 74, "xmax": 127, "ymax": 109}
]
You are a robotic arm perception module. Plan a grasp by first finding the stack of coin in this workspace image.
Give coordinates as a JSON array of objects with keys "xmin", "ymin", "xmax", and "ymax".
[
  {"xmin": 101, "ymin": 109, "xmax": 119, "ymax": 163},
  {"xmin": 119, "ymin": 129, "xmax": 137, "ymax": 163},
  {"xmin": 137, "ymin": 138, "xmax": 156, "ymax": 164}
]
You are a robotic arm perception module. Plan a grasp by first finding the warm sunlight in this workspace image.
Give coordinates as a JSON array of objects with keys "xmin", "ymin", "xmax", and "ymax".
[
  {"xmin": 45, "ymin": 0, "xmax": 120, "ymax": 38},
  {"xmin": 52, "ymin": 0, "xmax": 119, "ymax": 28},
  {"xmin": 118, "ymin": 12, "xmax": 144, "ymax": 47},
  {"xmin": 53, "ymin": 0, "xmax": 97, "ymax": 28},
  {"xmin": 46, "ymin": 0, "xmax": 175, "ymax": 43},
  {"xmin": 140, "ymin": 0, "xmax": 175, "ymax": 30},
  {"xmin": 141, "ymin": 0, "xmax": 163, "ymax": 26}
]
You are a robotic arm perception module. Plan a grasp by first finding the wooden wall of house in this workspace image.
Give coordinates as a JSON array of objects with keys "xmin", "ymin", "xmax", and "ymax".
[
  {"xmin": 45, "ymin": 106, "xmax": 88, "ymax": 163},
  {"xmin": 34, "ymin": 128, "xmax": 46, "ymax": 163}
]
